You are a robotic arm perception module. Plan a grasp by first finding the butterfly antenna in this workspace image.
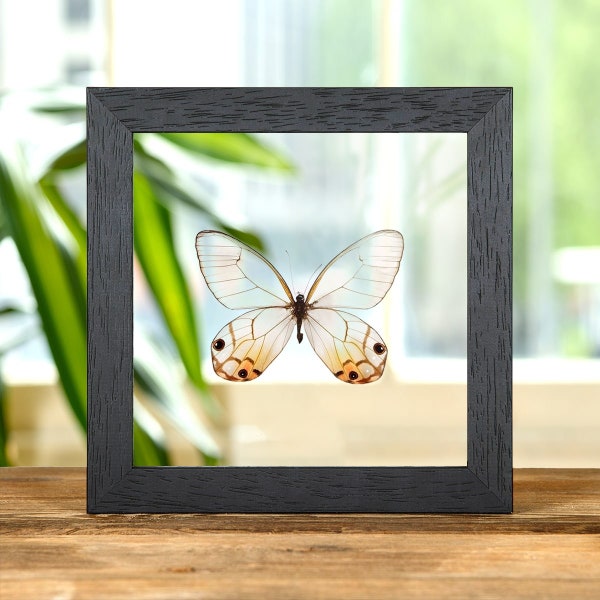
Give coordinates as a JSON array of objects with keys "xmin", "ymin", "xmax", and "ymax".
[
  {"xmin": 285, "ymin": 250, "xmax": 297, "ymax": 295},
  {"xmin": 304, "ymin": 263, "xmax": 323, "ymax": 297}
]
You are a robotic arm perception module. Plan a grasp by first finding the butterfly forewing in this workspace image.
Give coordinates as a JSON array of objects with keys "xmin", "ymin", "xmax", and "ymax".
[
  {"xmin": 306, "ymin": 230, "xmax": 404, "ymax": 309},
  {"xmin": 304, "ymin": 308, "xmax": 388, "ymax": 384},
  {"xmin": 211, "ymin": 307, "xmax": 295, "ymax": 381},
  {"xmin": 196, "ymin": 230, "xmax": 293, "ymax": 310}
]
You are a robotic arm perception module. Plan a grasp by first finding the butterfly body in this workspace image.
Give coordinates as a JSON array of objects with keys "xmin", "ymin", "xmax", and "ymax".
[
  {"xmin": 196, "ymin": 229, "xmax": 404, "ymax": 384},
  {"xmin": 292, "ymin": 293, "xmax": 308, "ymax": 343}
]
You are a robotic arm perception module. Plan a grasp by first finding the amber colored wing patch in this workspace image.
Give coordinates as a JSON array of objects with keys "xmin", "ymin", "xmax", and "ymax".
[
  {"xmin": 211, "ymin": 307, "xmax": 295, "ymax": 381},
  {"xmin": 303, "ymin": 308, "xmax": 388, "ymax": 384}
]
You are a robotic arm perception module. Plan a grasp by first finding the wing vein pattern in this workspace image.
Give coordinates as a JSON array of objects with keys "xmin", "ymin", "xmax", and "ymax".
[
  {"xmin": 196, "ymin": 231, "xmax": 293, "ymax": 309},
  {"xmin": 196, "ymin": 229, "xmax": 404, "ymax": 384}
]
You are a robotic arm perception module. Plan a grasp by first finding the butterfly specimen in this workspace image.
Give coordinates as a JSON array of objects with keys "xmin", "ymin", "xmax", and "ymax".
[{"xmin": 195, "ymin": 229, "xmax": 404, "ymax": 384}]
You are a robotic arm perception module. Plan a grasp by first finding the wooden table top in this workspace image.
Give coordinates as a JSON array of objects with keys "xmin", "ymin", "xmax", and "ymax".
[{"xmin": 1, "ymin": 468, "xmax": 599, "ymax": 599}]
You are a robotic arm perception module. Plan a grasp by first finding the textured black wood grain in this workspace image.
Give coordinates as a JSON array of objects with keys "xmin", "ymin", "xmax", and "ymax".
[
  {"xmin": 467, "ymin": 91, "xmax": 513, "ymax": 506},
  {"xmin": 87, "ymin": 88, "xmax": 512, "ymax": 514},
  {"xmin": 88, "ymin": 87, "xmax": 508, "ymax": 132},
  {"xmin": 90, "ymin": 467, "xmax": 508, "ymax": 514},
  {"xmin": 87, "ymin": 91, "xmax": 134, "ymax": 511}
]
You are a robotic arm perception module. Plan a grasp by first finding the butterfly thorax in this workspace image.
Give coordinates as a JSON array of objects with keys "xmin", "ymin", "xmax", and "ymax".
[{"xmin": 292, "ymin": 293, "xmax": 308, "ymax": 343}]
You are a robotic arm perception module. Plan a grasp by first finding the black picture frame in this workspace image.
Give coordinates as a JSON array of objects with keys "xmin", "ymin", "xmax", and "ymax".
[{"xmin": 87, "ymin": 87, "xmax": 512, "ymax": 513}]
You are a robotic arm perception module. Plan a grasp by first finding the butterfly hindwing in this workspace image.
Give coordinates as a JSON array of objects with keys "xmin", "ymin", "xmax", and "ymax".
[
  {"xmin": 304, "ymin": 308, "xmax": 388, "ymax": 384},
  {"xmin": 211, "ymin": 307, "xmax": 295, "ymax": 381}
]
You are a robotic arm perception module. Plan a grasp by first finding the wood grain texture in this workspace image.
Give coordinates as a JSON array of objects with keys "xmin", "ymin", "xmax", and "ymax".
[
  {"xmin": 87, "ymin": 87, "xmax": 512, "ymax": 513},
  {"xmin": 467, "ymin": 90, "xmax": 513, "ymax": 506},
  {"xmin": 94, "ymin": 467, "xmax": 507, "ymax": 513},
  {"xmin": 1, "ymin": 468, "xmax": 598, "ymax": 600},
  {"xmin": 87, "ymin": 90, "xmax": 134, "ymax": 511},
  {"xmin": 88, "ymin": 87, "xmax": 509, "ymax": 132}
]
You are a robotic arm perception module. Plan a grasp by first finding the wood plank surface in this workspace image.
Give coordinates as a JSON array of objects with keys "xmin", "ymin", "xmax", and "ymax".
[{"xmin": 1, "ymin": 468, "xmax": 599, "ymax": 599}]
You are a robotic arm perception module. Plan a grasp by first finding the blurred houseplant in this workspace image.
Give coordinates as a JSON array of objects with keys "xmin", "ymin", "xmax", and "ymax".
[{"xmin": 0, "ymin": 90, "xmax": 293, "ymax": 466}]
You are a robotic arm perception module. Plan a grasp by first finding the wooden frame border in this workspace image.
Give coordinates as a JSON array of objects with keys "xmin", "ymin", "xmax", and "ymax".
[{"xmin": 87, "ymin": 88, "xmax": 512, "ymax": 513}]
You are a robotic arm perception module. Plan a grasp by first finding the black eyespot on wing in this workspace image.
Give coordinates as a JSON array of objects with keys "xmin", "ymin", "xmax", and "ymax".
[
  {"xmin": 213, "ymin": 338, "xmax": 226, "ymax": 351},
  {"xmin": 373, "ymin": 342, "xmax": 385, "ymax": 355},
  {"xmin": 349, "ymin": 370, "xmax": 359, "ymax": 380},
  {"xmin": 238, "ymin": 368, "xmax": 248, "ymax": 379}
]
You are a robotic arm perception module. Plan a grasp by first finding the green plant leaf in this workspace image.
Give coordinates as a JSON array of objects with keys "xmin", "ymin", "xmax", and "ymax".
[
  {"xmin": 0, "ymin": 304, "xmax": 26, "ymax": 316},
  {"xmin": 134, "ymin": 332, "xmax": 221, "ymax": 463},
  {"xmin": 133, "ymin": 171, "xmax": 210, "ymax": 397},
  {"xmin": 44, "ymin": 139, "xmax": 86, "ymax": 172},
  {"xmin": 33, "ymin": 103, "xmax": 86, "ymax": 117},
  {"xmin": 136, "ymin": 158, "xmax": 266, "ymax": 253},
  {"xmin": 159, "ymin": 133, "xmax": 295, "ymax": 171},
  {"xmin": 0, "ymin": 201, "xmax": 7, "ymax": 243},
  {"xmin": 38, "ymin": 176, "xmax": 87, "ymax": 294},
  {"xmin": 219, "ymin": 225, "xmax": 265, "ymax": 252},
  {"xmin": 134, "ymin": 138, "xmax": 173, "ymax": 176},
  {"xmin": 134, "ymin": 149, "xmax": 203, "ymax": 212},
  {"xmin": 133, "ymin": 400, "xmax": 170, "ymax": 467},
  {"xmin": 0, "ymin": 360, "xmax": 10, "ymax": 466},
  {"xmin": 0, "ymin": 145, "xmax": 87, "ymax": 428}
]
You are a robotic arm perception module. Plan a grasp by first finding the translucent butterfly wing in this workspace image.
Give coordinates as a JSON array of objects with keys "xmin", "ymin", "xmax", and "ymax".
[
  {"xmin": 196, "ymin": 230, "xmax": 293, "ymax": 309},
  {"xmin": 198, "ymin": 229, "xmax": 403, "ymax": 384},
  {"xmin": 211, "ymin": 307, "xmax": 295, "ymax": 381},
  {"xmin": 304, "ymin": 308, "xmax": 388, "ymax": 384},
  {"xmin": 306, "ymin": 230, "xmax": 404, "ymax": 309}
]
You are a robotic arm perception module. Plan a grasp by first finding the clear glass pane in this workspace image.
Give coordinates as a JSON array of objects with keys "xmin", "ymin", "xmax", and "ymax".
[{"xmin": 134, "ymin": 131, "xmax": 468, "ymax": 466}]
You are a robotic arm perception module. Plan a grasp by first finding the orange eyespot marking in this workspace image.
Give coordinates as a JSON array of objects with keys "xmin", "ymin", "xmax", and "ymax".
[
  {"xmin": 336, "ymin": 361, "xmax": 363, "ymax": 383},
  {"xmin": 237, "ymin": 358, "xmax": 261, "ymax": 381}
]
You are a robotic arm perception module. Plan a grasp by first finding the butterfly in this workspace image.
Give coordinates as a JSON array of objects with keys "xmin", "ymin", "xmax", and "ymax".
[{"xmin": 195, "ymin": 229, "xmax": 404, "ymax": 384}]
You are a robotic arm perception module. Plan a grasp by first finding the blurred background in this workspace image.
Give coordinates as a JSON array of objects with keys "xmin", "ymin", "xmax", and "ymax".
[{"xmin": 0, "ymin": 0, "xmax": 598, "ymax": 468}]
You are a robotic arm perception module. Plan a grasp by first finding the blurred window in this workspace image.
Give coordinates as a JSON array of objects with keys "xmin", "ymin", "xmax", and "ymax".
[
  {"xmin": 1, "ymin": 0, "xmax": 599, "ymax": 382},
  {"xmin": 170, "ymin": 131, "xmax": 467, "ymax": 383},
  {"xmin": 65, "ymin": 58, "xmax": 93, "ymax": 84},
  {"xmin": 65, "ymin": 0, "xmax": 91, "ymax": 24}
]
